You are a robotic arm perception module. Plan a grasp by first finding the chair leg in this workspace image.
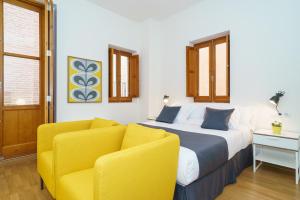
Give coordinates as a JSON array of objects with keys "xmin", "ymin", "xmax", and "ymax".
[{"xmin": 40, "ymin": 177, "xmax": 44, "ymax": 190}]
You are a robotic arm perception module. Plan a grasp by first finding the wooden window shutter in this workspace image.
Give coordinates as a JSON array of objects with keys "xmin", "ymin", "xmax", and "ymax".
[
  {"xmin": 194, "ymin": 41, "xmax": 213, "ymax": 102},
  {"xmin": 129, "ymin": 55, "xmax": 139, "ymax": 97},
  {"xmin": 212, "ymin": 35, "xmax": 230, "ymax": 103},
  {"xmin": 186, "ymin": 46, "xmax": 198, "ymax": 97}
]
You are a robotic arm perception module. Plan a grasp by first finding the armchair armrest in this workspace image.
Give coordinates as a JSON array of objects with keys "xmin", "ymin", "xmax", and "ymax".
[
  {"xmin": 37, "ymin": 120, "xmax": 92, "ymax": 154},
  {"xmin": 54, "ymin": 125, "xmax": 126, "ymax": 181},
  {"xmin": 94, "ymin": 134, "xmax": 180, "ymax": 200}
]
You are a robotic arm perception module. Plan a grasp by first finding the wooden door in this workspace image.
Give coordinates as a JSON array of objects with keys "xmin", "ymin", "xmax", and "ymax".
[{"xmin": 0, "ymin": 0, "xmax": 45, "ymax": 158}]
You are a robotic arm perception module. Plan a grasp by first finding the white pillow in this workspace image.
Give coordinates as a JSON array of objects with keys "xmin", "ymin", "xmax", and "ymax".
[
  {"xmin": 173, "ymin": 103, "xmax": 255, "ymax": 131},
  {"xmin": 229, "ymin": 107, "xmax": 241, "ymax": 130},
  {"xmin": 188, "ymin": 105, "xmax": 206, "ymax": 120},
  {"xmin": 185, "ymin": 118, "xmax": 204, "ymax": 126},
  {"xmin": 174, "ymin": 103, "xmax": 197, "ymax": 123},
  {"xmin": 238, "ymin": 106, "xmax": 255, "ymax": 129}
]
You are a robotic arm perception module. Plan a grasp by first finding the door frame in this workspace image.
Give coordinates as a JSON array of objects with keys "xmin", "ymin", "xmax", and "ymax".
[
  {"xmin": 45, "ymin": 0, "xmax": 55, "ymax": 123},
  {"xmin": 0, "ymin": 0, "xmax": 3, "ymax": 157},
  {"xmin": 0, "ymin": 0, "xmax": 55, "ymax": 157}
]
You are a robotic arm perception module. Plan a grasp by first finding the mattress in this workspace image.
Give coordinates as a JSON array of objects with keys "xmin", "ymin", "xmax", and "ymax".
[{"xmin": 141, "ymin": 121, "xmax": 252, "ymax": 186}]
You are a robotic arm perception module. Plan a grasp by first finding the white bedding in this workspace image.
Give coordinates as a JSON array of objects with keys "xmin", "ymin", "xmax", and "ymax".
[{"xmin": 141, "ymin": 121, "xmax": 252, "ymax": 186}]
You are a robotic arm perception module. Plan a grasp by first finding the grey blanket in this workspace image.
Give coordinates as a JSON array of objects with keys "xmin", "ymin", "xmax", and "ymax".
[{"xmin": 141, "ymin": 124, "xmax": 229, "ymax": 179}]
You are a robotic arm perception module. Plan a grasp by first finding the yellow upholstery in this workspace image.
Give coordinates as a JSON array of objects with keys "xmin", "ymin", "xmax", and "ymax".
[
  {"xmin": 37, "ymin": 119, "xmax": 119, "ymax": 198},
  {"xmin": 90, "ymin": 118, "xmax": 119, "ymax": 129},
  {"xmin": 54, "ymin": 126, "xmax": 126, "ymax": 181},
  {"xmin": 38, "ymin": 151, "xmax": 54, "ymax": 195},
  {"xmin": 121, "ymin": 123, "xmax": 166, "ymax": 149},
  {"xmin": 58, "ymin": 168, "xmax": 94, "ymax": 200},
  {"xmin": 54, "ymin": 124, "xmax": 180, "ymax": 200}
]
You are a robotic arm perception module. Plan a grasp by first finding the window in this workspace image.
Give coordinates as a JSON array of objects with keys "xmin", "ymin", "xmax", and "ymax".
[
  {"xmin": 186, "ymin": 35, "xmax": 230, "ymax": 102},
  {"xmin": 3, "ymin": 2, "xmax": 41, "ymax": 106},
  {"xmin": 109, "ymin": 48, "xmax": 139, "ymax": 102}
]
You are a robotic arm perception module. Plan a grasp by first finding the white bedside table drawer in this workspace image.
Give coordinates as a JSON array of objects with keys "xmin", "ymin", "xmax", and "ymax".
[{"xmin": 253, "ymin": 134, "xmax": 299, "ymax": 150}]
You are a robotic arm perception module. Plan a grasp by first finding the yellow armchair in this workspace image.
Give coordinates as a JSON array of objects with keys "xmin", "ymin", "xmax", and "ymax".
[
  {"xmin": 54, "ymin": 124, "xmax": 180, "ymax": 200},
  {"xmin": 37, "ymin": 119, "xmax": 118, "ymax": 198}
]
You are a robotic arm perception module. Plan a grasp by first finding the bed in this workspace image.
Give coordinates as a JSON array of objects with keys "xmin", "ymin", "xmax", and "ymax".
[{"xmin": 140, "ymin": 104, "xmax": 254, "ymax": 200}]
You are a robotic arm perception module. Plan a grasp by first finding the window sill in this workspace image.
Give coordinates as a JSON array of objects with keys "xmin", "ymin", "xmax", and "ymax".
[
  {"xmin": 193, "ymin": 96, "xmax": 230, "ymax": 103},
  {"xmin": 109, "ymin": 97, "xmax": 133, "ymax": 103}
]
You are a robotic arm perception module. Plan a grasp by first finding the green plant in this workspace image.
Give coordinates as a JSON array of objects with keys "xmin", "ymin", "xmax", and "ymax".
[{"xmin": 272, "ymin": 121, "xmax": 282, "ymax": 127}]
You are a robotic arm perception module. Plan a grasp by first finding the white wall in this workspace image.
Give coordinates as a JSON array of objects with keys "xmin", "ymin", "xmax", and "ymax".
[
  {"xmin": 55, "ymin": 0, "xmax": 146, "ymax": 123},
  {"xmin": 140, "ymin": 20, "xmax": 165, "ymax": 118},
  {"xmin": 151, "ymin": 0, "xmax": 300, "ymax": 131},
  {"xmin": 54, "ymin": 0, "xmax": 300, "ymax": 132}
]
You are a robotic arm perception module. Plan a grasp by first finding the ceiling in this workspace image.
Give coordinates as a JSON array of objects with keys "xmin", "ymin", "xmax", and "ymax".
[{"xmin": 87, "ymin": 0, "xmax": 202, "ymax": 21}]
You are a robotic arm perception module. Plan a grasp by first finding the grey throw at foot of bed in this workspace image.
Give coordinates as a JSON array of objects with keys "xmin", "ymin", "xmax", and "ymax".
[{"xmin": 174, "ymin": 144, "xmax": 253, "ymax": 200}]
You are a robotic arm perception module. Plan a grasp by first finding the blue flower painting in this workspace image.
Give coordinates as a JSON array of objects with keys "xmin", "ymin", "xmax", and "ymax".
[{"xmin": 68, "ymin": 56, "xmax": 102, "ymax": 103}]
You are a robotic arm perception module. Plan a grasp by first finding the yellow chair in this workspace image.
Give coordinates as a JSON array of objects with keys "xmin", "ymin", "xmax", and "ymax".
[
  {"xmin": 37, "ymin": 118, "xmax": 119, "ymax": 198},
  {"xmin": 54, "ymin": 124, "xmax": 180, "ymax": 200}
]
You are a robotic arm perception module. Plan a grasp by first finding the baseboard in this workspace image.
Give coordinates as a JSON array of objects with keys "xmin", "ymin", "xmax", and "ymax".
[
  {"xmin": 2, "ymin": 142, "xmax": 36, "ymax": 158},
  {"xmin": 0, "ymin": 153, "xmax": 37, "ymax": 164}
]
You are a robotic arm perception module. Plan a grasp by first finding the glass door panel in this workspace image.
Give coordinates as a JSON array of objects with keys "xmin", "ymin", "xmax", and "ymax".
[
  {"xmin": 120, "ymin": 55, "xmax": 129, "ymax": 97},
  {"xmin": 3, "ymin": 1, "xmax": 41, "ymax": 106},
  {"xmin": 4, "ymin": 2, "xmax": 40, "ymax": 57},
  {"xmin": 4, "ymin": 56, "xmax": 40, "ymax": 106},
  {"xmin": 198, "ymin": 47, "xmax": 210, "ymax": 96},
  {"xmin": 112, "ymin": 54, "xmax": 117, "ymax": 97},
  {"xmin": 215, "ymin": 43, "xmax": 227, "ymax": 96}
]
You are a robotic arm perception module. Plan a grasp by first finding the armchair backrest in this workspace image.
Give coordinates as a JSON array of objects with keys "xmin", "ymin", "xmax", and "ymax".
[
  {"xmin": 54, "ymin": 125, "xmax": 127, "ymax": 184},
  {"xmin": 37, "ymin": 120, "xmax": 93, "ymax": 154},
  {"xmin": 94, "ymin": 132, "xmax": 180, "ymax": 200},
  {"xmin": 121, "ymin": 123, "xmax": 167, "ymax": 150}
]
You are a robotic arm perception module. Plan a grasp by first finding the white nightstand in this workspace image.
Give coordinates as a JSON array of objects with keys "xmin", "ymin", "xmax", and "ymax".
[{"xmin": 253, "ymin": 129, "xmax": 300, "ymax": 184}]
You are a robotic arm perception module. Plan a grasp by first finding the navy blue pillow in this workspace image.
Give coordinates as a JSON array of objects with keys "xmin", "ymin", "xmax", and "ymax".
[
  {"xmin": 201, "ymin": 107, "xmax": 234, "ymax": 131},
  {"xmin": 156, "ymin": 106, "xmax": 181, "ymax": 124}
]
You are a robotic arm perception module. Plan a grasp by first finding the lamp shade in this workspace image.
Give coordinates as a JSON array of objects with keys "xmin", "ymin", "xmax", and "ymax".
[
  {"xmin": 269, "ymin": 95, "xmax": 280, "ymax": 105},
  {"xmin": 269, "ymin": 91, "xmax": 285, "ymax": 106},
  {"xmin": 269, "ymin": 91, "xmax": 285, "ymax": 116},
  {"xmin": 163, "ymin": 95, "xmax": 169, "ymax": 105}
]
